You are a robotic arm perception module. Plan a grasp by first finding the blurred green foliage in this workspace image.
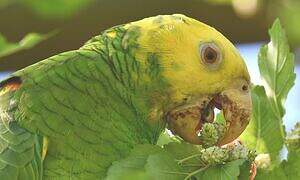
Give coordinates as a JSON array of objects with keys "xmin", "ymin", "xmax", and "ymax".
[
  {"xmin": 0, "ymin": 32, "xmax": 52, "ymax": 59},
  {"xmin": 286, "ymin": 122, "xmax": 300, "ymax": 151},
  {"xmin": 276, "ymin": 0, "xmax": 300, "ymax": 46},
  {"xmin": 23, "ymin": 0, "xmax": 94, "ymax": 19},
  {"xmin": 1, "ymin": 0, "xmax": 300, "ymax": 46},
  {"xmin": 0, "ymin": 0, "xmax": 94, "ymax": 19},
  {"xmin": 204, "ymin": 0, "xmax": 232, "ymax": 5},
  {"xmin": 209, "ymin": 0, "xmax": 300, "ymax": 47},
  {"xmin": 0, "ymin": 0, "xmax": 14, "ymax": 8}
]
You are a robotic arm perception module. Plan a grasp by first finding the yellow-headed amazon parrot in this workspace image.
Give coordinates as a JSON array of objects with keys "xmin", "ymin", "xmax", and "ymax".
[{"xmin": 0, "ymin": 14, "xmax": 251, "ymax": 179}]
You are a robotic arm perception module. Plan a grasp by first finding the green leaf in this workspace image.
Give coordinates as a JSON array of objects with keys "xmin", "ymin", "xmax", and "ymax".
[
  {"xmin": 164, "ymin": 142, "xmax": 203, "ymax": 172},
  {"xmin": 164, "ymin": 142, "xmax": 202, "ymax": 161},
  {"xmin": 215, "ymin": 113, "xmax": 226, "ymax": 125},
  {"xmin": 0, "ymin": 32, "xmax": 52, "ymax": 58},
  {"xmin": 145, "ymin": 152, "xmax": 186, "ymax": 180},
  {"xmin": 195, "ymin": 159, "xmax": 246, "ymax": 180},
  {"xmin": 258, "ymin": 19, "xmax": 296, "ymax": 118},
  {"xmin": 254, "ymin": 165, "xmax": 287, "ymax": 180},
  {"xmin": 254, "ymin": 122, "xmax": 300, "ymax": 180},
  {"xmin": 107, "ymin": 142, "xmax": 251, "ymax": 180},
  {"xmin": 163, "ymin": 142, "xmax": 249, "ymax": 180},
  {"xmin": 156, "ymin": 130, "xmax": 179, "ymax": 147},
  {"xmin": 241, "ymin": 19, "xmax": 296, "ymax": 163},
  {"xmin": 281, "ymin": 122, "xmax": 300, "ymax": 180},
  {"xmin": 240, "ymin": 86, "xmax": 284, "ymax": 161},
  {"xmin": 106, "ymin": 144, "xmax": 162, "ymax": 180},
  {"xmin": 238, "ymin": 161, "xmax": 251, "ymax": 180},
  {"xmin": 281, "ymin": 150, "xmax": 300, "ymax": 180}
]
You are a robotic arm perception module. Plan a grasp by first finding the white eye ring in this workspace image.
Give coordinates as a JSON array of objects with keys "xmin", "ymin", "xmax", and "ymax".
[{"xmin": 199, "ymin": 42, "xmax": 222, "ymax": 69}]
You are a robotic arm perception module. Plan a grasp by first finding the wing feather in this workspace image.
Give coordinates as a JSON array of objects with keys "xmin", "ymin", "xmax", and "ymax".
[{"xmin": 0, "ymin": 77, "xmax": 44, "ymax": 180}]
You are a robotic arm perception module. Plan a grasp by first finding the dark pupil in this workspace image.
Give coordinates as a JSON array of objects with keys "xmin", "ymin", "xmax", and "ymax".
[{"xmin": 205, "ymin": 47, "xmax": 217, "ymax": 63}]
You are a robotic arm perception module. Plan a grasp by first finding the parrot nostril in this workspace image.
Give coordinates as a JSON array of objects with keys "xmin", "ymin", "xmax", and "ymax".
[{"xmin": 242, "ymin": 85, "xmax": 248, "ymax": 92}]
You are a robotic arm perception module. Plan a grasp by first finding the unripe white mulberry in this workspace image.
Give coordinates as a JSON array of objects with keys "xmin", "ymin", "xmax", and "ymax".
[
  {"xmin": 200, "ymin": 146, "xmax": 229, "ymax": 165},
  {"xmin": 198, "ymin": 123, "xmax": 219, "ymax": 147},
  {"xmin": 198, "ymin": 122, "xmax": 228, "ymax": 147},
  {"xmin": 255, "ymin": 153, "xmax": 271, "ymax": 169},
  {"xmin": 228, "ymin": 143, "xmax": 248, "ymax": 161}
]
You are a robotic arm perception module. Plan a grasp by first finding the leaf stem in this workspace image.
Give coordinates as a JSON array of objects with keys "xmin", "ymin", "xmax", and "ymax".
[
  {"xmin": 184, "ymin": 165, "xmax": 209, "ymax": 180},
  {"xmin": 181, "ymin": 163, "xmax": 205, "ymax": 167},
  {"xmin": 177, "ymin": 154, "xmax": 202, "ymax": 164},
  {"xmin": 160, "ymin": 171, "xmax": 190, "ymax": 176}
]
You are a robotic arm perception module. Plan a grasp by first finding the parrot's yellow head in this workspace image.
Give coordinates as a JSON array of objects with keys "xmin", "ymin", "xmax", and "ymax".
[{"xmin": 129, "ymin": 14, "xmax": 252, "ymax": 145}]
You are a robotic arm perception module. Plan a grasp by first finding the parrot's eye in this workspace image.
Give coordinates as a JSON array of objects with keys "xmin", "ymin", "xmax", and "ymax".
[{"xmin": 199, "ymin": 43, "xmax": 222, "ymax": 68}]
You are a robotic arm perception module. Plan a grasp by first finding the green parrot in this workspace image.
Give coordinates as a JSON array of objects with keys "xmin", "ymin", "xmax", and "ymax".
[{"xmin": 0, "ymin": 14, "xmax": 251, "ymax": 179}]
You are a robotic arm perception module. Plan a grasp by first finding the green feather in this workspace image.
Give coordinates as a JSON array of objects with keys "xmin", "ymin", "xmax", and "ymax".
[{"xmin": 0, "ymin": 24, "xmax": 168, "ymax": 179}]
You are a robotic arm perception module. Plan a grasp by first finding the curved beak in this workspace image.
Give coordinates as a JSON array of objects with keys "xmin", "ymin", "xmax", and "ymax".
[
  {"xmin": 167, "ymin": 78, "xmax": 252, "ymax": 146},
  {"xmin": 217, "ymin": 79, "xmax": 252, "ymax": 145}
]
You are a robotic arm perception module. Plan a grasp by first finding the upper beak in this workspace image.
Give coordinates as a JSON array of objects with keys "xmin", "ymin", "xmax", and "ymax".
[
  {"xmin": 167, "ymin": 78, "xmax": 252, "ymax": 146},
  {"xmin": 217, "ymin": 79, "xmax": 252, "ymax": 145}
]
